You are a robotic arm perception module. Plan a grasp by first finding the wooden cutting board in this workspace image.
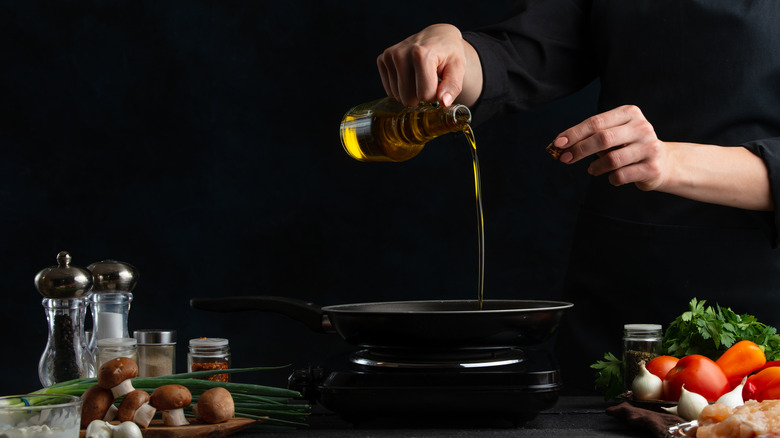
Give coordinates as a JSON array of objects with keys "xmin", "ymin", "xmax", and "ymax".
[{"xmin": 79, "ymin": 418, "xmax": 259, "ymax": 438}]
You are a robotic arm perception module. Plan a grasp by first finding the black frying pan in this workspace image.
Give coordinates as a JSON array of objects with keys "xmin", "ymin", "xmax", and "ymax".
[{"xmin": 190, "ymin": 296, "xmax": 573, "ymax": 350}]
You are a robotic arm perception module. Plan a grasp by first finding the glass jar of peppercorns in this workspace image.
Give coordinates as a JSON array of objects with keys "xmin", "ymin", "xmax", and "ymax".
[
  {"xmin": 187, "ymin": 337, "xmax": 231, "ymax": 382},
  {"xmin": 35, "ymin": 251, "xmax": 95, "ymax": 386}
]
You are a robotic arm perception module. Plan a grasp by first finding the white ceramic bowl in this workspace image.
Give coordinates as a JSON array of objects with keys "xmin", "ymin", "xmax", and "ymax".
[{"xmin": 0, "ymin": 394, "xmax": 81, "ymax": 438}]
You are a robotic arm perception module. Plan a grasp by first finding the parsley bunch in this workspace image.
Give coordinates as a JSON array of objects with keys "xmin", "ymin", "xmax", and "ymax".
[
  {"xmin": 664, "ymin": 298, "xmax": 780, "ymax": 361},
  {"xmin": 591, "ymin": 298, "xmax": 780, "ymax": 400}
]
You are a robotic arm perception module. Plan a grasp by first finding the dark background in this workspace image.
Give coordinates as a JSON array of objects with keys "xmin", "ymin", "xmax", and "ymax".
[{"xmin": 1, "ymin": 1, "xmax": 598, "ymax": 394}]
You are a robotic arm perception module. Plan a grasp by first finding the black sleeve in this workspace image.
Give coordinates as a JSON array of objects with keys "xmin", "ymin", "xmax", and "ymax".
[
  {"xmin": 742, "ymin": 137, "xmax": 780, "ymax": 247},
  {"xmin": 461, "ymin": 0, "xmax": 597, "ymax": 125}
]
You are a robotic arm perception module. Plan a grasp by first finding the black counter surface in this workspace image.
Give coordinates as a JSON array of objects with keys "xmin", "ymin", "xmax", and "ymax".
[{"xmin": 232, "ymin": 396, "xmax": 652, "ymax": 437}]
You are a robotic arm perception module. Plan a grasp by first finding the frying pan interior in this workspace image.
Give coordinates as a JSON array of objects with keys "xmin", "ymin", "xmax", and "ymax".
[
  {"xmin": 322, "ymin": 299, "xmax": 570, "ymax": 313},
  {"xmin": 322, "ymin": 299, "xmax": 573, "ymax": 350},
  {"xmin": 190, "ymin": 296, "xmax": 573, "ymax": 350}
]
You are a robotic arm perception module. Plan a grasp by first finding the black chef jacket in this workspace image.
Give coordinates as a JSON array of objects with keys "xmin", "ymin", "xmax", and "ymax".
[{"xmin": 463, "ymin": 0, "xmax": 780, "ymax": 393}]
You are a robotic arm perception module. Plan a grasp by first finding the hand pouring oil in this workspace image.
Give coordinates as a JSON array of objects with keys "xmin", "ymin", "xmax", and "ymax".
[{"xmin": 340, "ymin": 98, "xmax": 485, "ymax": 309}]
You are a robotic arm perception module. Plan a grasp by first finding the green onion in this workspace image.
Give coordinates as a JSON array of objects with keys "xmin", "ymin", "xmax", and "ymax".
[{"xmin": 33, "ymin": 366, "xmax": 310, "ymax": 428}]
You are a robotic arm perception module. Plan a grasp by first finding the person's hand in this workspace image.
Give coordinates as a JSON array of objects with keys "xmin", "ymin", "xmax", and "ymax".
[
  {"xmin": 551, "ymin": 105, "xmax": 671, "ymax": 192},
  {"xmin": 377, "ymin": 23, "xmax": 481, "ymax": 108}
]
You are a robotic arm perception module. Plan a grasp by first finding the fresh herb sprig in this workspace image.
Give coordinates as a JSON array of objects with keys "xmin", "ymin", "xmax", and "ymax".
[
  {"xmin": 591, "ymin": 298, "xmax": 780, "ymax": 400},
  {"xmin": 663, "ymin": 298, "xmax": 780, "ymax": 361},
  {"xmin": 591, "ymin": 352, "xmax": 624, "ymax": 401}
]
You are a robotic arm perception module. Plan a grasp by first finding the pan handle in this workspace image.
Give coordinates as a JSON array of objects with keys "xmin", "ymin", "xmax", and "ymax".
[{"xmin": 189, "ymin": 296, "xmax": 332, "ymax": 334}]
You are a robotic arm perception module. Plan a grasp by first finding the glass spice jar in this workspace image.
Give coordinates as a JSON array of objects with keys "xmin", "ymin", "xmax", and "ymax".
[
  {"xmin": 134, "ymin": 329, "xmax": 176, "ymax": 377},
  {"xmin": 188, "ymin": 337, "xmax": 231, "ymax": 382},
  {"xmin": 96, "ymin": 337, "xmax": 138, "ymax": 369},
  {"xmin": 623, "ymin": 323, "xmax": 663, "ymax": 391}
]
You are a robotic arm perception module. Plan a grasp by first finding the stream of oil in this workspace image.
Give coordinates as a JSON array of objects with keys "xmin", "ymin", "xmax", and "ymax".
[{"xmin": 463, "ymin": 125, "xmax": 485, "ymax": 311}]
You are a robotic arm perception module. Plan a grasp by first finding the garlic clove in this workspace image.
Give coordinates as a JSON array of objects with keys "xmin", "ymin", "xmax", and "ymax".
[
  {"xmin": 632, "ymin": 361, "xmax": 664, "ymax": 400},
  {"xmin": 716, "ymin": 377, "xmax": 746, "ymax": 409},
  {"xmin": 676, "ymin": 385, "xmax": 710, "ymax": 421},
  {"xmin": 111, "ymin": 421, "xmax": 144, "ymax": 438},
  {"xmin": 662, "ymin": 405, "xmax": 679, "ymax": 416},
  {"xmin": 86, "ymin": 420, "xmax": 113, "ymax": 438}
]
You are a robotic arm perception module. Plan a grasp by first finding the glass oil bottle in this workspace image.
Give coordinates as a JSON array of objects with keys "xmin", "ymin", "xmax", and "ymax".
[{"xmin": 340, "ymin": 97, "xmax": 472, "ymax": 162}]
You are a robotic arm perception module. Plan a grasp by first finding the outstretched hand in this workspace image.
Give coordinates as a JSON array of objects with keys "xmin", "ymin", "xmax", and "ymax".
[
  {"xmin": 551, "ymin": 105, "xmax": 772, "ymax": 211},
  {"xmin": 551, "ymin": 105, "xmax": 670, "ymax": 191}
]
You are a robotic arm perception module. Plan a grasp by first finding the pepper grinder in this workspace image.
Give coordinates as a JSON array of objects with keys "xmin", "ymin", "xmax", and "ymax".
[
  {"xmin": 86, "ymin": 259, "xmax": 139, "ymax": 363},
  {"xmin": 35, "ymin": 251, "xmax": 94, "ymax": 386}
]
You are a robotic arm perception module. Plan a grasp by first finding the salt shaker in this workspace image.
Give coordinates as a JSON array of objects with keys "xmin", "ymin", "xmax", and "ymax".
[
  {"xmin": 86, "ymin": 259, "xmax": 138, "ymax": 360},
  {"xmin": 623, "ymin": 323, "xmax": 663, "ymax": 390},
  {"xmin": 35, "ymin": 251, "xmax": 95, "ymax": 386}
]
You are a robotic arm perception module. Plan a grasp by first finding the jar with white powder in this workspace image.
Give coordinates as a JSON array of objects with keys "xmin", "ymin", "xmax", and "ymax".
[{"xmin": 134, "ymin": 329, "xmax": 177, "ymax": 377}]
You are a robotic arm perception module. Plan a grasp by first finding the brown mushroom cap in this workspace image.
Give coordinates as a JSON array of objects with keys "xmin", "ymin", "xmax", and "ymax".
[
  {"xmin": 80, "ymin": 385, "xmax": 115, "ymax": 428},
  {"xmin": 117, "ymin": 389, "xmax": 151, "ymax": 422},
  {"xmin": 97, "ymin": 357, "xmax": 139, "ymax": 389},
  {"xmin": 195, "ymin": 387, "xmax": 234, "ymax": 424},
  {"xmin": 150, "ymin": 384, "xmax": 192, "ymax": 410}
]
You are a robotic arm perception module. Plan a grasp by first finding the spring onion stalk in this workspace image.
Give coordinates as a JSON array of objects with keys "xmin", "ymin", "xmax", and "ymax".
[{"xmin": 32, "ymin": 366, "xmax": 310, "ymax": 428}]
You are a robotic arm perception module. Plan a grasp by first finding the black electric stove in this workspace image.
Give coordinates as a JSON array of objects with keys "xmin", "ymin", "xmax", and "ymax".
[{"xmin": 288, "ymin": 346, "xmax": 561, "ymax": 427}]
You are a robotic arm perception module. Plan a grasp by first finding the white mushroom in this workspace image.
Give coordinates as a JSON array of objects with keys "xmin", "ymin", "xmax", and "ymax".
[
  {"xmin": 193, "ymin": 387, "xmax": 235, "ymax": 423},
  {"xmin": 150, "ymin": 384, "xmax": 192, "ymax": 426},
  {"xmin": 97, "ymin": 357, "xmax": 138, "ymax": 398},
  {"xmin": 117, "ymin": 389, "xmax": 156, "ymax": 428}
]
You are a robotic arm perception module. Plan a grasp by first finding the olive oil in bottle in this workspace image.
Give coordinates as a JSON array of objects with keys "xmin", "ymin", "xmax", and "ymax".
[
  {"xmin": 340, "ymin": 98, "xmax": 472, "ymax": 162},
  {"xmin": 340, "ymin": 98, "xmax": 485, "ymax": 310}
]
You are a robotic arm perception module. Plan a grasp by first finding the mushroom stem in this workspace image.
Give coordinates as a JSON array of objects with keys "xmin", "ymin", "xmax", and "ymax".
[
  {"xmin": 133, "ymin": 403, "xmax": 157, "ymax": 428},
  {"xmin": 111, "ymin": 379, "xmax": 136, "ymax": 398},
  {"xmin": 104, "ymin": 404, "xmax": 118, "ymax": 422},
  {"xmin": 162, "ymin": 408, "xmax": 189, "ymax": 426}
]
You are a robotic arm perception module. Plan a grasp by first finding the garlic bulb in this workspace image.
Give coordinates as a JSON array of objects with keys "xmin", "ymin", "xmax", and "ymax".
[
  {"xmin": 86, "ymin": 420, "xmax": 113, "ymax": 438},
  {"xmin": 85, "ymin": 420, "xmax": 144, "ymax": 438},
  {"xmin": 662, "ymin": 385, "xmax": 709, "ymax": 421},
  {"xmin": 632, "ymin": 361, "xmax": 663, "ymax": 400},
  {"xmin": 716, "ymin": 377, "xmax": 746, "ymax": 409}
]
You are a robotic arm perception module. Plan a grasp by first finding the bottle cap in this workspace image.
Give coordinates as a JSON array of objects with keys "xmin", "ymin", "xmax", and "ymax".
[
  {"xmin": 189, "ymin": 337, "xmax": 229, "ymax": 349},
  {"xmin": 34, "ymin": 251, "xmax": 93, "ymax": 299},
  {"xmin": 134, "ymin": 330, "xmax": 177, "ymax": 345},
  {"xmin": 88, "ymin": 259, "xmax": 139, "ymax": 293},
  {"xmin": 624, "ymin": 324, "xmax": 662, "ymax": 331}
]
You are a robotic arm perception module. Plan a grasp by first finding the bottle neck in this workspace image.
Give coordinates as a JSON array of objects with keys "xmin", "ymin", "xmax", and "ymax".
[{"xmin": 394, "ymin": 102, "xmax": 472, "ymax": 145}]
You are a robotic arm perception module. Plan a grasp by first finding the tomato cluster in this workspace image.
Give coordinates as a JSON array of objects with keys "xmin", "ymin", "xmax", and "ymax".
[{"xmin": 646, "ymin": 340, "xmax": 771, "ymax": 402}]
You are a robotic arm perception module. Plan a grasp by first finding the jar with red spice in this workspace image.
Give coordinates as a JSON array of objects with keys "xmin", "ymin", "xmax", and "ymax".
[{"xmin": 187, "ymin": 337, "xmax": 231, "ymax": 382}]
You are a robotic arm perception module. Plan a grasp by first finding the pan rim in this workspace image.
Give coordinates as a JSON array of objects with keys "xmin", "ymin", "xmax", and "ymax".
[{"xmin": 321, "ymin": 299, "xmax": 574, "ymax": 314}]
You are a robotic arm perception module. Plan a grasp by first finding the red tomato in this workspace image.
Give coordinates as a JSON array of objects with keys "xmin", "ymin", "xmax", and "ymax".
[
  {"xmin": 662, "ymin": 354, "xmax": 730, "ymax": 402},
  {"xmin": 646, "ymin": 355, "xmax": 679, "ymax": 380}
]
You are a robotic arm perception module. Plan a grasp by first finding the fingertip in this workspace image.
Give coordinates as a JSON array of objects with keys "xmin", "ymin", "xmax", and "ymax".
[
  {"xmin": 439, "ymin": 92, "xmax": 454, "ymax": 107},
  {"xmin": 554, "ymin": 136, "xmax": 569, "ymax": 148}
]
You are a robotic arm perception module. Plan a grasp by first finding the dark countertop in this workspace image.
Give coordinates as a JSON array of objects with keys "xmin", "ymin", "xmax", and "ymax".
[{"xmin": 232, "ymin": 396, "xmax": 653, "ymax": 437}]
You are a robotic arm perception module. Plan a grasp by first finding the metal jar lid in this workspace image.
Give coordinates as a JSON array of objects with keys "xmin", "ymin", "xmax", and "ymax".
[
  {"xmin": 34, "ymin": 251, "xmax": 93, "ymax": 299},
  {"xmin": 87, "ymin": 259, "xmax": 139, "ymax": 293},
  {"xmin": 134, "ymin": 329, "xmax": 177, "ymax": 345}
]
